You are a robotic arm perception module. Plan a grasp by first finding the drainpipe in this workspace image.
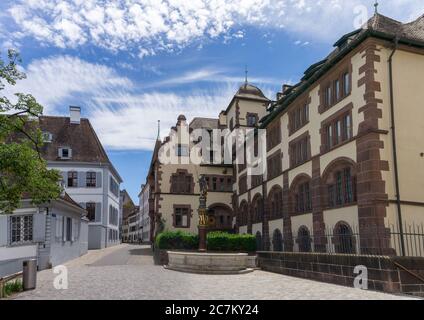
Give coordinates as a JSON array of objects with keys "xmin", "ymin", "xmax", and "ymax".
[{"xmin": 388, "ymin": 35, "xmax": 405, "ymax": 256}]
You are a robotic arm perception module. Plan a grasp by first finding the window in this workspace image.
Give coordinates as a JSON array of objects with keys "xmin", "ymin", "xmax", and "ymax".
[
  {"xmin": 176, "ymin": 144, "xmax": 189, "ymax": 157},
  {"xmin": 251, "ymin": 175, "xmax": 263, "ymax": 188},
  {"xmin": 59, "ymin": 147, "xmax": 72, "ymax": 159},
  {"xmin": 42, "ymin": 132, "xmax": 52, "ymax": 143},
  {"xmin": 289, "ymin": 135, "xmax": 310, "ymax": 167},
  {"xmin": 10, "ymin": 215, "xmax": 33, "ymax": 245},
  {"xmin": 110, "ymin": 177, "xmax": 119, "ymax": 196},
  {"xmin": 335, "ymin": 79, "xmax": 341, "ymax": 101},
  {"xmin": 269, "ymin": 187, "xmax": 283, "ymax": 219},
  {"xmin": 289, "ymin": 103, "xmax": 309, "ymax": 134},
  {"xmin": 86, "ymin": 172, "xmax": 96, "ymax": 187},
  {"xmin": 267, "ymin": 122, "xmax": 281, "ymax": 151},
  {"xmin": 334, "ymin": 222, "xmax": 356, "ymax": 254},
  {"xmin": 252, "ymin": 196, "xmax": 263, "ymax": 223},
  {"xmin": 247, "ymin": 113, "xmax": 258, "ymax": 127},
  {"xmin": 267, "ymin": 152, "xmax": 282, "ymax": 180},
  {"xmin": 66, "ymin": 217, "xmax": 72, "ymax": 242},
  {"xmin": 239, "ymin": 175, "xmax": 247, "ymax": 194},
  {"xmin": 320, "ymin": 70, "xmax": 351, "ymax": 112},
  {"xmin": 297, "ymin": 227, "xmax": 312, "ymax": 252},
  {"xmin": 325, "ymin": 86, "xmax": 332, "ymax": 107},
  {"xmin": 327, "ymin": 167, "xmax": 356, "ymax": 208},
  {"xmin": 272, "ymin": 229, "xmax": 283, "ymax": 251},
  {"xmin": 295, "ymin": 182, "xmax": 311, "ymax": 214},
  {"xmin": 67, "ymin": 171, "xmax": 78, "ymax": 188},
  {"xmin": 239, "ymin": 202, "xmax": 248, "ymax": 226},
  {"xmin": 343, "ymin": 72, "xmax": 350, "ymax": 96},
  {"xmin": 86, "ymin": 202, "xmax": 96, "ymax": 222},
  {"xmin": 229, "ymin": 118, "xmax": 234, "ymax": 131},
  {"xmin": 174, "ymin": 206, "xmax": 190, "ymax": 228},
  {"xmin": 171, "ymin": 170, "xmax": 193, "ymax": 194},
  {"xmin": 322, "ymin": 111, "xmax": 353, "ymax": 151}
]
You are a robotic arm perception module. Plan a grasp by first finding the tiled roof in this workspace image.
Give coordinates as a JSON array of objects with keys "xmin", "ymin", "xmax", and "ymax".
[
  {"xmin": 189, "ymin": 118, "xmax": 219, "ymax": 130},
  {"xmin": 39, "ymin": 116, "xmax": 109, "ymax": 163},
  {"xmin": 261, "ymin": 12, "xmax": 424, "ymax": 127}
]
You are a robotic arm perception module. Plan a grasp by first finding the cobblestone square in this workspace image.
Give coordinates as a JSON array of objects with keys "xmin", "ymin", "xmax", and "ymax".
[{"xmin": 13, "ymin": 244, "xmax": 417, "ymax": 300}]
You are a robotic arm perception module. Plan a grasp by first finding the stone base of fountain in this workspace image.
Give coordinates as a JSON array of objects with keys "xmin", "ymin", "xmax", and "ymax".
[{"xmin": 164, "ymin": 251, "xmax": 257, "ymax": 274}]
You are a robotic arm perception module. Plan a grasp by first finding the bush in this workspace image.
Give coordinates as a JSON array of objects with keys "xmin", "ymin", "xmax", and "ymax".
[
  {"xmin": 207, "ymin": 232, "xmax": 256, "ymax": 252},
  {"xmin": 155, "ymin": 231, "xmax": 199, "ymax": 250},
  {"xmin": 2, "ymin": 279, "xmax": 23, "ymax": 297}
]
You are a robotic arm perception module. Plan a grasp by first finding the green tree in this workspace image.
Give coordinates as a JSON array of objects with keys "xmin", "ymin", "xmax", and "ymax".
[{"xmin": 0, "ymin": 49, "xmax": 61, "ymax": 213}]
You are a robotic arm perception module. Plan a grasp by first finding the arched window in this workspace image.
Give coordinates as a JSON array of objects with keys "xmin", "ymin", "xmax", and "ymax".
[
  {"xmin": 333, "ymin": 222, "xmax": 356, "ymax": 254},
  {"xmin": 297, "ymin": 226, "xmax": 312, "ymax": 252},
  {"xmin": 290, "ymin": 175, "xmax": 312, "ymax": 214},
  {"xmin": 272, "ymin": 229, "xmax": 283, "ymax": 252},
  {"xmin": 252, "ymin": 194, "xmax": 263, "ymax": 224},
  {"xmin": 256, "ymin": 231, "xmax": 263, "ymax": 251},
  {"xmin": 323, "ymin": 158, "xmax": 357, "ymax": 208},
  {"xmin": 268, "ymin": 186, "xmax": 283, "ymax": 220},
  {"xmin": 239, "ymin": 201, "xmax": 248, "ymax": 226},
  {"xmin": 170, "ymin": 170, "xmax": 194, "ymax": 194}
]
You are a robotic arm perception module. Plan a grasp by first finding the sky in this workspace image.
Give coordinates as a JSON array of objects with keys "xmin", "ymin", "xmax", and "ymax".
[{"xmin": 1, "ymin": 0, "xmax": 423, "ymax": 202}]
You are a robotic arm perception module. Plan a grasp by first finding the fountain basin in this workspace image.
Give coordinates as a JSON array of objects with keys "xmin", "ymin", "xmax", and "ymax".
[{"xmin": 164, "ymin": 251, "xmax": 257, "ymax": 274}]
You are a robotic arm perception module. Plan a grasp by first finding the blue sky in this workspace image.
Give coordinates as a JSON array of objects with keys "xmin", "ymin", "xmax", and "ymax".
[{"xmin": 1, "ymin": 0, "xmax": 423, "ymax": 202}]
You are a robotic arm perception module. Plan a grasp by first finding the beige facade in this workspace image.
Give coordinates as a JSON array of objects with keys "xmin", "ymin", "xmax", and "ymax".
[{"xmin": 144, "ymin": 13, "xmax": 424, "ymax": 257}]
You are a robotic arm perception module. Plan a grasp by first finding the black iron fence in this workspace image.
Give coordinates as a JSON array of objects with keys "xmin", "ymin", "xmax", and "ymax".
[{"xmin": 266, "ymin": 222, "xmax": 424, "ymax": 257}]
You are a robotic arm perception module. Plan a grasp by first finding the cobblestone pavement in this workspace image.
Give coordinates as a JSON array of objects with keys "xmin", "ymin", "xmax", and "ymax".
[{"xmin": 14, "ymin": 244, "xmax": 416, "ymax": 300}]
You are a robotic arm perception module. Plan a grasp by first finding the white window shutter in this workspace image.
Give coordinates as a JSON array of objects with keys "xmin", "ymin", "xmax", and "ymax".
[
  {"xmin": 68, "ymin": 148, "xmax": 73, "ymax": 158},
  {"xmin": 58, "ymin": 148, "xmax": 62, "ymax": 158},
  {"xmin": 96, "ymin": 172, "xmax": 102, "ymax": 188},
  {"xmin": 33, "ymin": 213, "xmax": 46, "ymax": 242},
  {"xmin": 0, "ymin": 215, "xmax": 7, "ymax": 246}
]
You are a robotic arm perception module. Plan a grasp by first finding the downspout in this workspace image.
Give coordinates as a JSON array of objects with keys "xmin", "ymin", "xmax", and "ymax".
[{"xmin": 388, "ymin": 35, "xmax": 405, "ymax": 256}]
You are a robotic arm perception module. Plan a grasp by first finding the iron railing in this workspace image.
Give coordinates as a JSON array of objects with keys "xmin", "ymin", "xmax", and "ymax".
[{"xmin": 266, "ymin": 222, "xmax": 424, "ymax": 257}]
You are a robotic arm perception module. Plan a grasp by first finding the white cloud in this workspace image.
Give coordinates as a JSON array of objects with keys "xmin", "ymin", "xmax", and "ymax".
[
  {"xmin": 2, "ymin": 55, "xmax": 275, "ymax": 150},
  {"xmin": 3, "ymin": 55, "xmax": 133, "ymax": 114},
  {"xmin": 5, "ymin": 1, "xmax": 422, "ymax": 54}
]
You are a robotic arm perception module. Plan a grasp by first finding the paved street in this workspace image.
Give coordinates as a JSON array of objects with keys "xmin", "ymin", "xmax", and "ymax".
[{"xmin": 14, "ymin": 244, "xmax": 416, "ymax": 300}]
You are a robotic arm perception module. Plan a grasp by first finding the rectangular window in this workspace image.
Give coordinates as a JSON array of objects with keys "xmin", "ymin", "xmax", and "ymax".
[
  {"xmin": 336, "ymin": 171, "xmax": 343, "ymax": 205},
  {"xmin": 326, "ymin": 125, "xmax": 333, "ymax": 149},
  {"xmin": 10, "ymin": 215, "xmax": 33, "ymax": 245},
  {"xmin": 247, "ymin": 114, "xmax": 257, "ymax": 127},
  {"xmin": 67, "ymin": 171, "xmax": 78, "ymax": 187},
  {"xmin": 326, "ymin": 86, "xmax": 332, "ymax": 106},
  {"xmin": 344, "ymin": 114, "xmax": 352, "ymax": 140},
  {"xmin": 66, "ymin": 217, "xmax": 72, "ymax": 242},
  {"xmin": 174, "ymin": 207, "xmax": 189, "ymax": 228},
  {"xmin": 343, "ymin": 72, "xmax": 350, "ymax": 96},
  {"xmin": 212, "ymin": 177, "xmax": 217, "ymax": 191},
  {"xmin": 86, "ymin": 202, "xmax": 96, "ymax": 222},
  {"xmin": 335, "ymin": 79, "xmax": 341, "ymax": 101},
  {"xmin": 86, "ymin": 172, "xmax": 96, "ymax": 187},
  {"xmin": 335, "ymin": 120, "xmax": 342, "ymax": 145}
]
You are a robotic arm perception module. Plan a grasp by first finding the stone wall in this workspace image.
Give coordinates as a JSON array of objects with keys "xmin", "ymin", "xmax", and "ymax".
[{"xmin": 257, "ymin": 251, "xmax": 424, "ymax": 297}]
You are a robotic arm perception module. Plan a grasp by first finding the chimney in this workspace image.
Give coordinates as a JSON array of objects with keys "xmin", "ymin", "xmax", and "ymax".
[{"xmin": 70, "ymin": 106, "xmax": 81, "ymax": 124}]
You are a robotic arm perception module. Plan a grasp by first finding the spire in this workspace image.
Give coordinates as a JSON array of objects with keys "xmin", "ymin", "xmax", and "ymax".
[
  {"xmin": 374, "ymin": 0, "xmax": 379, "ymax": 14},
  {"xmin": 157, "ymin": 120, "xmax": 160, "ymax": 140},
  {"xmin": 244, "ymin": 65, "xmax": 248, "ymax": 85}
]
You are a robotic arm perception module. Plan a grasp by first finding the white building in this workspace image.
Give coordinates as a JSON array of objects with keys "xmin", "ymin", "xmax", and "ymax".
[
  {"xmin": 39, "ymin": 106, "xmax": 123, "ymax": 249},
  {"xmin": 139, "ymin": 184, "xmax": 151, "ymax": 243},
  {"xmin": 0, "ymin": 194, "xmax": 88, "ymax": 277}
]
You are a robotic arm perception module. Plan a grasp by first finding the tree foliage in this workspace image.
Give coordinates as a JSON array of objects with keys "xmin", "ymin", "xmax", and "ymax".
[{"xmin": 0, "ymin": 49, "xmax": 61, "ymax": 213}]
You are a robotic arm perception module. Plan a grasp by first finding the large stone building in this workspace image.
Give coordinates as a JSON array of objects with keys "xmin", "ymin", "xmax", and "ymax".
[
  {"xmin": 235, "ymin": 12, "xmax": 424, "ymax": 255},
  {"xmin": 39, "ymin": 107, "xmax": 123, "ymax": 249},
  {"xmin": 143, "ymin": 12, "xmax": 424, "ymax": 256}
]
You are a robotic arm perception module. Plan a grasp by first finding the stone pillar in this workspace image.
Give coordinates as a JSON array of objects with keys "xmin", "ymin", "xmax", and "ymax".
[
  {"xmin": 262, "ymin": 183, "xmax": 270, "ymax": 251},
  {"xmin": 282, "ymin": 172, "xmax": 293, "ymax": 251},
  {"xmin": 356, "ymin": 40, "xmax": 393, "ymax": 255},
  {"xmin": 247, "ymin": 191, "xmax": 253, "ymax": 234},
  {"xmin": 311, "ymin": 157, "xmax": 327, "ymax": 252}
]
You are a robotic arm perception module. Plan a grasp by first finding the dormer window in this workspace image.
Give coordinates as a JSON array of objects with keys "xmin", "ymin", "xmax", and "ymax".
[
  {"xmin": 42, "ymin": 132, "xmax": 53, "ymax": 143},
  {"xmin": 59, "ymin": 147, "xmax": 72, "ymax": 159}
]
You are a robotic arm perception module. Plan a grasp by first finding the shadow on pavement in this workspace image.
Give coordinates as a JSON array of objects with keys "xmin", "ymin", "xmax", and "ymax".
[{"xmin": 128, "ymin": 247, "xmax": 153, "ymax": 257}]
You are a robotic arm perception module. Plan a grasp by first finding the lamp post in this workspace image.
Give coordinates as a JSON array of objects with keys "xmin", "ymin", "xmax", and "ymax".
[{"xmin": 198, "ymin": 175, "xmax": 209, "ymax": 252}]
